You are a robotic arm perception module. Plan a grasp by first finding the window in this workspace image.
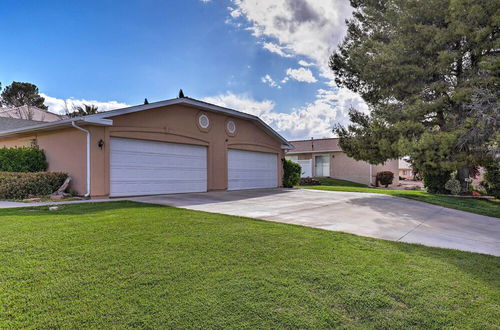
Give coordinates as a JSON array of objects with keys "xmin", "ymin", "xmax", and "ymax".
[
  {"xmin": 226, "ymin": 120, "xmax": 236, "ymax": 134},
  {"xmin": 198, "ymin": 114, "xmax": 210, "ymax": 129},
  {"xmin": 315, "ymin": 155, "xmax": 330, "ymax": 177}
]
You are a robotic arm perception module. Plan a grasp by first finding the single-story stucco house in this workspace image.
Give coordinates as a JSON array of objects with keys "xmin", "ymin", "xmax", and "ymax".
[
  {"xmin": 0, "ymin": 106, "xmax": 66, "ymax": 122},
  {"xmin": 285, "ymin": 138, "xmax": 399, "ymax": 186},
  {"xmin": 0, "ymin": 97, "xmax": 292, "ymax": 197}
]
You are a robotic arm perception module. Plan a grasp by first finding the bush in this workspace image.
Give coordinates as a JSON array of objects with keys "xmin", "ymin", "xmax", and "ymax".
[
  {"xmin": 422, "ymin": 171, "xmax": 451, "ymax": 194},
  {"xmin": 299, "ymin": 178, "xmax": 321, "ymax": 185},
  {"xmin": 376, "ymin": 171, "xmax": 394, "ymax": 187},
  {"xmin": 0, "ymin": 147, "xmax": 48, "ymax": 172},
  {"xmin": 283, "ymin": 159, "xmax": 301, "ymax": 188},
  {"xmin": 481, "ymin": 163, "xmax": 500, "ymax": 198},
  {"xmin": 0, "ymin": 172, "xmax": 68, "ymax": 199},
  {"xmin": 444, "ymin": 178, "xmax": 461, "ymax": 195}
]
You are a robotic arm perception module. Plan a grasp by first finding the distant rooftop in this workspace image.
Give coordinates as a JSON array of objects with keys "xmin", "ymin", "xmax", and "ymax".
[
  {"xmin": 288, "ymin": 138, "xmax": 342, "ymax": 153},
  {"xmin": 0, "ymin": 106, "xmax": 66, "ymax": 122}
]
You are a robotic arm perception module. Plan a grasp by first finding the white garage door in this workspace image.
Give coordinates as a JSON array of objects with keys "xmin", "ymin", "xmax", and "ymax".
[
  {"xmin": 110, "ymin": 138, "xmax": 207, "ymax": 197},
  {"xmin": 228, "ymin": 149, "xmax": 278, "ymax": 190}
]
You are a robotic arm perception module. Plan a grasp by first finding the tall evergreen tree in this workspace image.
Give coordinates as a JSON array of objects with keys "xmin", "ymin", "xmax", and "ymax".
[
  {"xmin": 0, "ymin": 81, "xmax": 48, "ymax": 110},
  {"xmin": 330, "ymin": 0, "xmax": 499, "ymax": 191}
]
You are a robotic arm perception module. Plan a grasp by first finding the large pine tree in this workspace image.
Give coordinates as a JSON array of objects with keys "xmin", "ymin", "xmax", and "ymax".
[{"xmin": 330, "ymin": 0, "xmax": 499, "ymax": 192}]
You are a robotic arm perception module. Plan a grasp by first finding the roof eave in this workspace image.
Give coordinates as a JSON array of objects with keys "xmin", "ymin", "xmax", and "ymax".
[{"xmin": 0, "ymin": 117, "xmax": 113, "ymax": 138}]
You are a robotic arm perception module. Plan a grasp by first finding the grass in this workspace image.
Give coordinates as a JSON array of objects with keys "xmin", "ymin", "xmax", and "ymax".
[
  {"xmin": 1, "ymin": 202, "xmax": 499, "ymax": 328},
  {"xmin": 299, "ymin": 178, "xmax": 500, "ymax": 218}
]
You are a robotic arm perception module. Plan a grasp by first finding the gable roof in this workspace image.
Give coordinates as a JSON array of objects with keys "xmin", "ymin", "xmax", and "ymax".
[
  {"xmin": 287, "ymin": 138, "xmax": 342, "ymax": 154},
  {"xmin": 0, "ymin": 97, "xmax": 292, "ymax": 149},
  {"xmin": 0, "ymin": 117, "xmax": 45, "ymax": 131}
]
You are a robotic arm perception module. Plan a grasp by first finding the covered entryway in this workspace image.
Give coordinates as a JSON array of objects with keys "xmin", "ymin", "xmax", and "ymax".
[
  {"xmin": 110, "ymin": 137, "xmax": 207, "ymax": 197},
  {"xmin": 227, "ymin": 149, "xmax": 278, "ymax": 190}
]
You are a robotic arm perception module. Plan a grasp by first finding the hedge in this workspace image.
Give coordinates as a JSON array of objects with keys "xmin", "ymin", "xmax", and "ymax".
[
  {"xmin": 0, "ymin": 172, "xmax": 68, "ymax": 199},
  {"xmin": 0, "ymin": 147, "xmax": 48, "ymax": 172},
  {"xmin": 283, "ymin": 159, "xmax": 301, "ymax": 188}
]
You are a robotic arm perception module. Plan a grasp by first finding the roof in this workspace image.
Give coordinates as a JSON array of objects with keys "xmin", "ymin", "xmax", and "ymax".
[
  {"xmin": 287, "ymin": 138, "xmax": 342, "ymax": 154},
  {"xmin": 0, "ymin": 117, "xmax": 45, "ymax": 131},
  {"xmin": 0, "ymin": 97, "xmax": 292, "ymax": 149},
  {"xmin": 0, "ymin": 106, "xmax": 66, "ymax": 122}
]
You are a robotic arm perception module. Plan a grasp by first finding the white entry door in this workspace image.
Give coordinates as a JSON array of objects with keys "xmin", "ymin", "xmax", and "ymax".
[
  {"xmin": 110, "ymin": 137, "xmax": 207, "ymax": 197},
  {"xmin": 228, "ymin": 149, "xmax": 278, "ymax": 190}
]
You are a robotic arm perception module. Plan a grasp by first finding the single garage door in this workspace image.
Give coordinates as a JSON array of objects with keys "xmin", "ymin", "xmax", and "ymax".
[
  {"xmin": 228, "ymin": 149, "xmax": 278, "ymax": 190},
  {"xmin": 110, "ymin": 137, "xmax": 207, "ymax": 197}
]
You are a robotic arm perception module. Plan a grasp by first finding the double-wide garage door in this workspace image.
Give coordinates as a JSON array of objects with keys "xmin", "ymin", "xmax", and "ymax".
[
  {"xmin": 110, "ymin": 138, "xmax": 278, "ymax": 196},
  {"xmin": 110, "ymin": 138, "xmax": 207, "ymax": 197},
  {"xmin": 227, "ymin": 149, "xmax": 278, "ymax": 190}
]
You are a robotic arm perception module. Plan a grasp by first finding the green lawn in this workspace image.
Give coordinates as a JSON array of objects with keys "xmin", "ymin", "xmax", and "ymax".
[
  {"xmin": 299, "ymin": 179, "xmax": 500, "ymax": 218},
  {"xmin": 1, "ymin": 202, "xmax": 499, "ymax": 328}
]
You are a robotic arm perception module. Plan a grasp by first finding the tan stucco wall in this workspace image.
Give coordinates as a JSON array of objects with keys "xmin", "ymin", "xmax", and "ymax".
[
  {"xmin": 0, "ymin": 129, "xmax": 86, "ymax": 194},
  {"xmin": 287, "ymin": 150, "xmax": 400, "ymax": 186},
  {"xmin": 373, "ymin": 159, "xmax": 400, "ymax": 186},
  {"xmin": 91, "ymin": 105, "xmax": 284, "ymax": 196},
  {"xmin": 0, "ymin": 104, "xmax": 285, "ymax": 197}
]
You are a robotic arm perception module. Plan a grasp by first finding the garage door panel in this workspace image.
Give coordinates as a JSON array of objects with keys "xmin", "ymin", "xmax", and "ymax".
[
  {"xmin": 228, "ymin": 149, "xmax": 278, "ymax": 190},
  {"xmin": 110, "ymin": 138, "xmax": 207, "ymax": 197}
]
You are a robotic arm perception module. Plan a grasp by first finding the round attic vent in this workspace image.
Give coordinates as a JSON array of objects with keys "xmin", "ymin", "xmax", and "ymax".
[
  {"xmin": 227, "ymin": 120, "xmax": 236, "ymax": 134},
  {"xmin": 198, "ymin": 114, "xmax": 210, "ymax": 129}
]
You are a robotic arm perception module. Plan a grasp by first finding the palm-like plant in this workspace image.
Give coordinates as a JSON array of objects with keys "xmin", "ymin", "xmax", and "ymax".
[{"xmin": 68, "ymin": 104, "xmax": 99, "ymax": 117}]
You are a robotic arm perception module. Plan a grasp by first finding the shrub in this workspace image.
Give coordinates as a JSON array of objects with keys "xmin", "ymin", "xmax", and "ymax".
[
  {"xmin": 376, "ymin": 171, "xmax": 394, "ymax": 187},
  {"xmin": 481, "ymin": 163, "xmax": 500, "ymax": 198},
  {"xmin": 444, "ymin": 178, "xmax": 461, "ymax": 195},
  {"xmin": 422, "ymin": 171, "xmax": 451, "ymax": 194},
  {"xmin": 299, "ymin": 178, "xmax": 321, "ymax": 185},
  {"xmin": 0, "ymin": 172, "xmax": 68, "ymax": 199},
  {"xmin": 0, "ymin": 147, "xmax": 48, "ymax": 172},
  {"xmin": 283, "ymin": 159, "xmax": 301, "ymax": 188}
]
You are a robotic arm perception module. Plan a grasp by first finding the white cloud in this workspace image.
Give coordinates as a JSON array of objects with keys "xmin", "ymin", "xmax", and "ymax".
[
  {"xmin": 262, "ymin": 42, "xmax": 292, "ymax": 58},
  {"xmin": 229, "ymin": 0, "xmax": 352, "ymax": 76},
  {"xmin": 298, "ymin": 60, "xmax": 314, "ymax": 67},
  {"xmin": 203, "ymin": 92, "xmax": 275, "ymax": 118},
  {"xmin": 203, "ymin": 90, "xmax": 368, "ymax": 140},
  {"xmin": 261, "ymin": 74, "xmax": 281, "ymax": 88},
  {"xmin": 41, "ymin": 93, "xmax": 129, "ymax": 115},
  {"xmin": 199, "ymin": 0, "xmax": 211, "ymax": 2},
  {"xmin": 225, "ymin": 0, "xmax": 368, "ymax": 138},
  {"xmin": 285, "ymin": 67, "xmax": 317, "ymax": 83}
]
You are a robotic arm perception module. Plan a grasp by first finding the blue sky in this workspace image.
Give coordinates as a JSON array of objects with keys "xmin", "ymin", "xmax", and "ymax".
[{"xmin": 0, "ymin": 0, "xmax": 367, "ymax": 139}]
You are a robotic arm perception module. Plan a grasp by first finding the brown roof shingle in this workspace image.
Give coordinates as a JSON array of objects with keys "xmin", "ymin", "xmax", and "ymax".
[{"xmin": 288, "ymin": 138, "xmax": 341, "ymax": 153}]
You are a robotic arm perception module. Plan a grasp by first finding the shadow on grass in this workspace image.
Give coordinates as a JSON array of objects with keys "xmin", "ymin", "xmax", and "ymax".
[
  {"xmin": 0, "ymin": 201, "xmax": 163, "ymax": 218},
  {"xmin": 390, "ymin": 238, "xmax": 500, "ymax": 290}
]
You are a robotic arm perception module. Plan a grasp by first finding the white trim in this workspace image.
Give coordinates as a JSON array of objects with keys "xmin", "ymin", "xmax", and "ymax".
[
  {"xmin": 71, "ymin": 122, "xmax": 91, "ymax": 197},
  {"xmin": 0, "ymin": 117, "xmax": 112, "ymax": 138}
]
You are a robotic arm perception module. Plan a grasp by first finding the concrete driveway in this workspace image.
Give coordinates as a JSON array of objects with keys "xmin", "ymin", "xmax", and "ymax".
[{"xmin": 132, "ymin": 188, "xmax": 500, "ymax": 256}]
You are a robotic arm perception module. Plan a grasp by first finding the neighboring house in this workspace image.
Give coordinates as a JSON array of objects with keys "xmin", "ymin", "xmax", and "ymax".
[
  {"xmin": 0, "ymin": 106, "xmax": 66, "ymax": 122},
  {"xmin": 399, "ymin": 158, "xmax": 414, "ymax": 180},
  {"xmin": 0, "ymin": 97, "xmax": 292, "ymax": 197},
  {"xmin": 286, "ymin": 138, "xmax": 399, "ymax": 186}
]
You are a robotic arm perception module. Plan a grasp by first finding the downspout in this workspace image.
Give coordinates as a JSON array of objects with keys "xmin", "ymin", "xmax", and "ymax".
[
  {"xmin": 72, "ymin": 121, "xmax": 91, "ymax": 197},
  {"xmin": 369, "ymin": 164, "xmax": 373, "ymax": 186}
]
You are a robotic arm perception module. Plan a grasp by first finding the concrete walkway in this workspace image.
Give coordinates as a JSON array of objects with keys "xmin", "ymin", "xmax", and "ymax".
[
  {"xmin": 1, "ymin": 189, "xmax": 498, "ymax": 256},
  {"xmin": 131, "ymin": 189, "xmax": 500, "ymax": 256}
]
